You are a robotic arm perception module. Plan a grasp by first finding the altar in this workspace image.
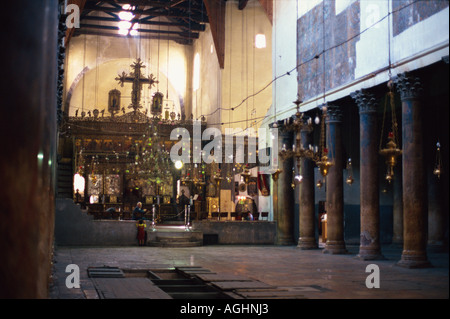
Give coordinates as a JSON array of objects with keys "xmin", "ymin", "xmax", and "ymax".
[{"xmin": 61, "ymin": 59, "xmax": 272, "ymax": 226}]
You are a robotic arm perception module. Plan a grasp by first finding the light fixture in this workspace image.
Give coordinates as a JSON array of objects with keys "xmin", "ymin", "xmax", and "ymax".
[
  {"xmin": 379, "ymin": 132, "xmax": 401, "ymax": 183},
  {"xmin": 345, "ymin": 158, "xmax": 354, "ymax": 185},
  {"xmin": 119, "ymin": 11, "xmax": 134, "ymax": 21},
  {"xmin": 314, "ymin": 113, "xmax": 320, "ymax": 125},
  {"xmin": 379, "ymin": 81, "xmax": 402, "ymax": 183},
  {"xmin": 279, "ymin": 98, "xmax": 332, "ymax": 187},
  {"xmin": 73, "ymin": 173, "xmax": 85, "ymax": 193},
  {"xmin": 175, "ymin": 160, "xmax": 183, "ymax": 170},
  {"xmin": 130, "ymin": 23, "xmax": 139, "ymax": 36},
  {"xmin": 433, "ymin": 141, "xmax": 442, "ymax": 179},
  {"xmin": 255, "ymin": 34, "xmax": 266, "ymax": 49},
  {"xmin": 118, "ymin": 20, "xmax": 132, "ymax": 30},
  {"xmin": 122, "ymin": 4, "xmax": 135, "ymax": 10},
  {"xmin": 294, "ymin": 174, "xmax": 303, "ymax": 184},
  {"xmin": 316, "ymin": 179, "xmax": 323, "ymax": 189},
  {"xmin": 118, "ymin": 28, "xmax": 129, "ymax": 36}
]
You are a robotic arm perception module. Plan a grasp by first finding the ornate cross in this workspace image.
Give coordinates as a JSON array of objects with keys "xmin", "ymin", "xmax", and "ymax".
[{"xmin": 115, "ymin": 58, "xmax": 159, "ymax": 112}]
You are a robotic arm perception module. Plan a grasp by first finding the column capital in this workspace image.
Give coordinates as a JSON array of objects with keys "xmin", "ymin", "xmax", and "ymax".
[
  {"xmin": 324, "ymin": 104, "xmax": 342, "ymax": 124},
  {"xmin": 392, "ymin": 72, "xmax": 423, "ymax": 101},
  {"xmin": 350, "ymin": 89, "xmax": 378, "ymax": 114}
]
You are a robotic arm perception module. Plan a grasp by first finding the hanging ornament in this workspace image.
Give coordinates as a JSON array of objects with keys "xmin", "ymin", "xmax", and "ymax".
[
  {"xmin": 345, "ymin": 158, "xmax": 354, "ymax": 185},
  {"xmin": 433, "ymin": 141, "xmax": 442, "ymax": 179},
  {"xmin": 316, "ymin": 106, "xmax": 334, "ymax": 178},
  {"xmin": 316, "ymin": 179, "xmax": 323, "ymax": 189},
  {"xmin": 317, "ymin": 147, "xmax": 333, "ymax": 177},
  {"xmin": 379, "ymin": 82, "xmax": 402, "ymax": 183},
  {"xmin": 379, "ymin": 132, "xmax": 402, "ymax": 183}
]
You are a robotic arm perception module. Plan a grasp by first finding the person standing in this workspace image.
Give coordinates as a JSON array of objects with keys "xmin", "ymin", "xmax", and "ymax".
[
  {"xmin": 136, "ymin": 219, "xmax": 147, "ymax": 246},
  {"xmin": 133, "ymin": 202, "xmax": 146, "ymax": 220}
]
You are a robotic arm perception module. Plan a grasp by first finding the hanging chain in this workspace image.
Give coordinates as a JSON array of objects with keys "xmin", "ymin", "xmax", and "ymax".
[
  {"xmin": 379, "ymin": 92, "xmax": 388, "ymax": 151},
  {"xmin": 390, "ymin": 91, "xmax": 400, "ymax": 146}
]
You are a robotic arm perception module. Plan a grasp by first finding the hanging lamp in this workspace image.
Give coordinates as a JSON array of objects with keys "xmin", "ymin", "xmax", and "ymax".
[
  {"xmin": 433, "ymin": 141, "xmax": 442, "ymax": 179},
  {"xmin": 379, "ymin": 81, "xmax": 402, "ymax": 183}
]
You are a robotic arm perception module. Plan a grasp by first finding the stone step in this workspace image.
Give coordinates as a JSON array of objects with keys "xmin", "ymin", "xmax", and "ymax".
[
  {"xmin": 147, "ymin": 230, "xmax": 203, "ymax": 247},
  {"xmin": 148, "ymin": 240, "xmax": 203, "ymax": 247}
]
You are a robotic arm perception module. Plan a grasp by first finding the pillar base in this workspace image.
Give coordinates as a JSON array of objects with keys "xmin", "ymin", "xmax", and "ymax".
[
  {"xmin": 277, "ymin": 236, "xmax": 295, "ymax": 246},
  {"xmin": 297, "ymin": 237, "xmax": 318, "ymax": 250},
  {"xmin": 397, "ymin": 250, "xmax": 432, "ymax": 268},
  {"xmin": 356, "ymin": 247, "xmax": 385, "ymax": 260},
  {"xmin": 323, "ymin": 241, "xmax": 348, "ymax": 254}
]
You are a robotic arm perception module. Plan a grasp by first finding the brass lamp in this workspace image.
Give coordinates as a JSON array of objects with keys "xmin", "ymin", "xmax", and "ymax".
[
  {"xmin": 316, "ymin": 153, "xmax": 333, "ymax": 177},
  {"xmin": 379, "ymin": 84, "xmax": 402, "ymax": 183},
  {"xmin": 379, "ymin": 132, "xmax": 402, "ymax": 183},
  {"xmin": 433, "ymin": 141, "xmax": 442, "ymax": 179},
  {"xmin": 345, "ymin": 158, "xmax": 354, "ymax": 185}
]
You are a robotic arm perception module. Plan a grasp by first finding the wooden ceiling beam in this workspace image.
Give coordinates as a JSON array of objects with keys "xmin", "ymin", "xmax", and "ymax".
[
  {"xmin": 238, "ymin": 0, "xmax": 249, "ymax": 10},
  {"xmin": 74, "ymin": 29, "xmax": 193, "ymax": 45},
  {"xmin": 82, "ymin": 15, "xmax": 206, "ymax": 31},
  {"xmin": 79, "ymin": 23, "xmax": 200, "ymax": 38},
  {"xmin": 203, "ymin": 0, "xmax": 225, "ymax": 69},
  {"xmin": 83, "ymin": 3, "xmax": 209, "ymax": 23},
  {"xmin": 258, "ymin": 0, "xmax": 273, "ymax": 24}
]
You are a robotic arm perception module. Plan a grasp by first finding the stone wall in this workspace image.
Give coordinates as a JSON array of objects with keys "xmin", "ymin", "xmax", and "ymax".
[
  {"xmin": 192, "ymin": 220, "xmax": 277, "ymax": 245},
  {"xmin": 55, "ymin": 198, "xmax": 139, "ymax": 246},
  {"xmin": 55, "ymin": 198, "xmax": 277, "ymax": 246}
]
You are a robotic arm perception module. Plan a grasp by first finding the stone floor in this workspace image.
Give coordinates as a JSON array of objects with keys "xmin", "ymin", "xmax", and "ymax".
[{"xmin": 49, "ymin": 243, "xmax": 448, "ymax": 300}]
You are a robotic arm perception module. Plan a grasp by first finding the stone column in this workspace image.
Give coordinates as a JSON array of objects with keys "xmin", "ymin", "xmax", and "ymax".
[
  {"xmin": 393, "ymin": 72, "xmax": 431, "ymax": 268},
  {"xmin": 392, "ymin": 164, "xmax": 403, "ymax": 246},
  {"xmin": 276, "ymin": 126, "xmax": 295, "ymax": 245},
  {"xmin": 298, "ymin": 123, "xmax": 318, "ymax": 249},
  {"xmin": 0, "ymin": 0, "xmax": 59, "ymax": 298},
  {"xmin": 351, "ymin": 90, "xmax": 384, "ymax": 260},
  {"xmin": 323, "ymin": 104, "xmax": 348, "ymax": 254}
]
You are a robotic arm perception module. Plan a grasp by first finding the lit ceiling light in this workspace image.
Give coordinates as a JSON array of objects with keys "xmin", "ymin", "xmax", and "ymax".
[
  {"xmin": 175, "ymin": 160, "xmax": 184, "ymax": 170},
  {"xmin": 118, "ymin": 28, "xmax": 129, "ymax": 36},
  {"xmin": 255, "ymin": 34, "xmax": 266, "ymax": 49},
  {"xmin": 122, "ymin": 4, "xmax": 135, "ymax": 10},
  {"xmin": 119, "ymin": 11, "xmax": 134, "ymax": 21},
  {"xmin": 118, "ymin": 20, "xmax": 132, "ymax": 30},
  {"xmin": 129, "ymin": 23, "xmax": 139, "ymax": 36}
]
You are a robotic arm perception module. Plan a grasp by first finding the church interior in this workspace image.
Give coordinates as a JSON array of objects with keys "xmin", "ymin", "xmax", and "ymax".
[{"xmin": 0, "ymin": 0, "xmax": 448, "ymax": 300}]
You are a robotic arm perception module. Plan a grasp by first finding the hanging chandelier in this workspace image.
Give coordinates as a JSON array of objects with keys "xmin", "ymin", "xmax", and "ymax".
[
  {"xmin": 129, "ymin": 123, "xmax": 174, "ymax": 188},
  {"xmin": 379, "ymin": 81, "xmax": 402, "ymax": 183},
  {"xmin": 278, "ymin": 98, "xmax": 333, "ymax": 186}
]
